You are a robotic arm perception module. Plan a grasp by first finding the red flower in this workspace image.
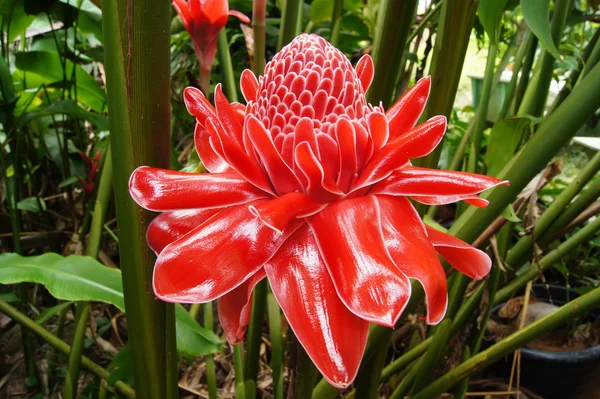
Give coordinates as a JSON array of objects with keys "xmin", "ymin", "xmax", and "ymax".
[
  {"xmin": 173, "ymin": 0, "xmax": 249, "ymax": 76},
  {"xmin": 129, "ymin": 34, "xmax": 508, "ymax": 388},
  {"xmin": 78, "ymin": 150, "xmax": 101, "ymax": 195}
]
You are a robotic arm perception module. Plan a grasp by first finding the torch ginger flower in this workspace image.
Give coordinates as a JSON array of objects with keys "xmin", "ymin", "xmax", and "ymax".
[
  {"xmin": 129, "ymin": 34, "xmax": 508, "ymax": 388},
  {"xmin": 173, "ymin": 0, "xmax": 249, "ymax": 91}
]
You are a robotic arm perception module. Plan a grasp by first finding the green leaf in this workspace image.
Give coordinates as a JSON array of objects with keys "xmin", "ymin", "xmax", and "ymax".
[
  {"xmin": 0, "ymin": 292, "xmax": 21, "ymax": 303},
  {"xmin": 484, "ymin": 117, "xmax": 531, "ymax": 177},
  {"xmin": 19, "ymin": 100, "xmax": 109, "ymax": 130},
  {"xmin": 309, "ymin": 0, "xmax": 333, "ymax": 24},
  {"xmin": 14, "ymin": 51, "xmax": 106, "ymax": 112},
  {"xmin": 0, "ymin": 253, "xmax": 222, "ymax": 356},
  {"xmin": 501, "ymin": 204, "xmax": 521, "ymax": 222},
  {"xmin": 35, "ymin": 301, "xmax": 73, "ymax": 325},
  {"xmin": 17, "ymin": 196, "xmax": 46, "ymax": 213},
  {"xmin": 0, "ymin": 0, "xmax": 35, "ymax": 42},
  {"xmin": 477, "ymin": 0, "xmax": 508, "ymax": 44},
  {"xmin": 521, "ymin": 0, "xmax": 562, "ymax": 60},
  {"xmin": 59, "ymin": 175, "xmax": 80, "ymax": 188}
]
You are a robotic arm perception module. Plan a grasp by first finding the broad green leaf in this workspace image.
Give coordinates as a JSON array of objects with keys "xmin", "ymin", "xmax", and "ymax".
[
  {"xmin": 19, "ymin": 100, "xmax": 109, "ymax": 131},
  {"xmin": 477, "ymin": 0, "xmax": 508, "ymax": 44},
  {"xmin": 14, "ymin": 51, "xmax": 106, "ymax": 112},
  {"xmin": 35, "ymin": 301, "xmax": 73, "ymax": 325},
  {"xmin": 521, "ymin": 0, "xmax": 562, "ymax": 60},
  {"xmin": 0, "ymin": 253, "xmax": 222, "ymax": 356},
  {"xmin": 0, "ymin": 0, "xmax": 35, "ymax": 42},
  {"xmin": 309, "ymin": 0, "xmax": 333, "ymax": 24},
  {"xmin": 0, "ymin": 292, "xmax": 21, "ymax": 303},
  {"xmin": 17, "ymin": 196, "xmax": 46, "ymax": 213},
  {"xmin": 484, "ymin": 117, "xmax": 531, "ymax": 178}
]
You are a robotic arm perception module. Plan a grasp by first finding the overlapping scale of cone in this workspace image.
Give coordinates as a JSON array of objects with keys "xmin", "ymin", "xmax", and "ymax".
[{"xmin": 129, "ymin": 34, "xmax": 508, "ymax": 388}]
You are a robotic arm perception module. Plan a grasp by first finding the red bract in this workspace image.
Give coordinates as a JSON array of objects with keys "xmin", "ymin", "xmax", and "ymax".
[
  {"xmin": 129, "ymin": 34, "xmax": 508, "ymax": 388},
  {"xmin": 173, "ymin": 0, "xmax": 249, "ymax": 76}
]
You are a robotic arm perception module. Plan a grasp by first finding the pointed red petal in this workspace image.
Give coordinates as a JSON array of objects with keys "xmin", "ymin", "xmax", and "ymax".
[
  {"xmin": 426, "ymin": 226, "xmax": 492, "ymax": 280},
  {"xmin": 215, "ymin": 84, "xmax": 243, "ymax": 146},
  {"xmin": 147, "ymin": 209, "xmax": 221, "ymax": 254},
  {"xmin": 172, "ymin": 0, "xmax": 191, "ymax": 28},
  {"xmin": 334, "ymin": 118, "xmax": 358, "ymax": 192},
  {"xmin": 129, "ymin": 167, "xmax": 268, "ymax": 211},
  {"xmin": 264, "ymin": 225, "xmax": 369, "ymax": 388},
  {"xmin": 371, "ymin": 166, "xmax": 509, "ymax": 207},
  {"xmin": 240, "ymin": 69, "xmax": 259, "ymax": 102},
  {"xmin": 206, "ymin": 118, "xmax": 274, "ymax": 194},
  {"xmin": 295, "ymin": 142, "xmax": 344, "ymax": 202},
  {"xmin": 218, "ymin": 268, "xmax": 265, "ymax": 345},
  {"xmin": 355, "ymin": 55, "xmax": 374, "ymax": 92},
  {"xmin": 184, "ymin": 87, "xmax": 217, "ymax": 125},
  {"xmin": 386, "ymin": 76, "xmax": 431, "ymax": 140},
  {"xmin": 377, "ymin": 196, "xmax": 448, "ymax": 325},
  {"xmin": 367, "ymin": 112, "xmax": 389, "ymax": 153},
  {"xmin": 249, "ymin": 192, "xmax": 326, "ymax": 233},
  {"xmin": 228, "ymin": 9, "xmax": 250, "ymax": 23},
  {"xmin": 353, "ymin": 116, "xmax": 447, "ymax": 190},
  {"xmin": 246, "ymin": 116, "xmax": 303, "ymax": 195},
  {"xmin": 308, "ymin": 196, "xmax": 412, "ymax": 327},
  {"xmin": 194, "ymin": 123, "xmax": 232, "ymax": 173},
  {"xmin": 153, "ymin": 202, "xmax": 303, "ymax": 302}
]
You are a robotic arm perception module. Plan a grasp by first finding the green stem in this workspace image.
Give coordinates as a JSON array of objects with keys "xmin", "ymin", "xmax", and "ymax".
[
  {"xmin": 267, "ymin": 292, "xmax": 283, "ymax": 399},
  {"xmin": 412, "ymin": 286, "xmax": 600, "ymax": 399},
  {"xmin": 278, "ymin": 0, "xmax": 302, "ymax": 50},
  {"xmin": 389, "ymin": 361, "xmax": 419, "ymax": 399},
  {"xmin": 367, "ymin": 0, "xmax": 418, "ymax": 107},
  {"xmin": 329, "ymin": 0, "xmax": 343, "ymax": 47},
  {"xmin": 244, "ymin": 279, "xmax": 267, "ymax": 396},
  {"xmin": 252, "ymin": 0, "xmax": 267, "ymax": 76},
  {"xmin": 294, "ymin": 340, "xmax": 319, "ymax": 399},
  {"xmin": 354, "ymin": 327, "xmax": 393, "ymax": 399},
  {"xmin": 0, "ymin": 299, "xmax": 135, "ymax": 398},
  {"xmin": 217, "ymin": 29, "xmax": 238, "ymax": 102},
  {"xmin": 518, "ymin": 0, "xmax": 571, "ymax": 117},
  {"xmin": 410, "ymin": 318, "xmax": 452, "ymax": 393},
  {"xmin": 467, "ymin": 42, "xmax": 498, "ymax": 173},
  {"xmin": 499, "ymin": 28, "xmax": 533, "ymax": 120},
  {"xmin": 233, "ymin": 344, "xmax": 247, "ymax": 399},
  {"xmin": 548, "ymin": 182, "xmax": 600, "ymax": 234},
  {"xmin": 102, "ymin": 1, "xmax": 178, "ymax": 397},
  {"xmin": 514, "ymin": 35, "xmax": 538, "ymax": 113},
  {"xmin": 204, "ymin": 302, "xmax": 218, "ymax": 399},
  {"xmin": 405, "ymin": 1, "xmax": 442, "ymax": 46},
  {"xmin": 574, "ymin": 26, "xmax": 600, "ymax": 85},
  {"xmin": 506, "ymin": 150, "xmax": 600, "ymax": 268},
  {"xmin": 62, "ymin": 302, "xmax": 90, "ymax": 399}
]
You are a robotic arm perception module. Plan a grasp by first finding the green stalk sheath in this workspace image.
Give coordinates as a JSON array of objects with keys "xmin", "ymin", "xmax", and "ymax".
[
  {"xmin": 467, "ymin": 42, "xmax": 497, "ymax": 173},
  {"xmin": 217, "ymin": 29, "xmax": 238, "ymax": 102},
  {"xmin": 497, "ymin": 216, "xmax": 600, "ymax": 305},
  {"xmin": 329, "ymin": 0, "xmax": 343, "ymax": 47},
  {"xmin": 518, "ymin": 0, "xmax": 571, "ymax": 117},
  {"xmin": 278, "ymin": 0, "xmax": 302, "ymax": 50},
  {"xmin": 102, "ymin": 1, "xmax": 178, "ymax": 398},
  {"xmin": 267, "ymin": 293, "xmax": 283, "ymax": 399},
  {"xmin": 412, "ymin": 286, "xmax": 600, "ymax": 399},
  {"xmin": 252, "ymin": 0, "xmax": 267, "ymax": 75},
  {"xmin": 244, "ymin": 279, "xmax": 267, "ymax": 396},
  {"xmin": 0, "ymin": 299, "xmax": 135, "ymax": 398},
  {"xmin": 62, "ymin": 302, "xmax": 90, "ymax": 399},
  {"xmin": 366, "ymin": 0, "xmax": 418, "ymax": 107},
  {"xmin": 506, "ymin": 150, "xmax": 600, "ymax": 267},
  {"xmin": 204, "ymin": 302, "xmax": 218, "ymax": 399},
  {"xmin": 418, "ymin": 0, "xmax": 478, "ymax": 170},
  {"xmin": 294, "ymin": 341, "xmax": 319, "ymax": 399}
]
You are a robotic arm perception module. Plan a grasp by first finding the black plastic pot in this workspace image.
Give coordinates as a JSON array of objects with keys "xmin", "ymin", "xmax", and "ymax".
[{"xmin": 491, "ymin": 284, "xmax": 600, "ymax": 399}]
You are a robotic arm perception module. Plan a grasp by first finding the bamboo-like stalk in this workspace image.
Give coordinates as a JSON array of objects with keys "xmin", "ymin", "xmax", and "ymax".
[
  {"xmin": 366, "ymin": 0, "xmax": 418, "ymax": 107},
  {"xmin": 233, "ymin": 344, "xmax": 247, "ymax": 399},
  {"xmin": 411, "ymin": 286, "xmax": 600, "ymax": 399},
  {"xmin": 0, "ymin": 299, "xmax": 135, "ymax": 398},
  {"xmin": 244, "ymin": 279, "xmax": 267, "ymax": 397},
  {"xmin": 514, "ymin": 35, "xmax": 538, "ymax": 112},
  {"xmin": 499, "ymin": 28, "xmax": 533, "ymax": 119},
  {"xmin": 252, "ymin": 0, "xmax": 267, "ymax": 75},
  {"xmin": 354, "ymin": 328, "xmax": 394, "ymax": 399},
  {"xmin": 101, "ymin": 1, "xmax": 178, "ymax": 398},
  {"xmin": 410, "ymin": 318, "xmax": 452, "ymax": 393},
  {"xmin": 294, "ymin": 340, "xmax": 319, "ymax": 399},
  {"xmin": 62, "ymin": 302, "xmax": 90, "ymax": 399},
  {"xmin": 546, "ymin": 182, "xmax": 600, "ymax": 235},
  {"xmin": 329, "ymin": 0, "xmax": 343, "ymax": 47},
  {"xmin": 204, "ymin": 302, "xmax": 218, "ymax": 399},
  {"xmin": 217, "ymin": 29, "xmax": 238, "ymax": 102},
  {"xmin": 417, "ymin": 0, "xmax": 478, "ymax": 170},
  {"xmin": 278, "ymin": 0, "xmax": 302, "ymax": 50},
  {"xmin": 267, "ymin": 293, "xmax": 284, "ymax": 399},
  {"xmin": 405, "ymin": 1, "xmax": 442, "ymax": 46},
  {"xmin": 518, "ymin": 0, "xmax": 571, "ymax": 117},
  {"xmin": 506, "ymin": 150, "xmax": 600, "ymax": 267}
]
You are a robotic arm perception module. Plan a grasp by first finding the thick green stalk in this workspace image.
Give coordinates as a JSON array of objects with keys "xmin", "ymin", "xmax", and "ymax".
[
  {"xmin": 0, "ymin": 299, "xmax": 135, "ymax": 398},
  {"xmin": 354, "ymin": 328, "xmax": 393, "ymax": 399},
  {"xmin": 62, "ymin": 302, "xmax": 90, "ymax": 399},
  {"xmin": 410, "ymin": 319, "xmax": 452, "ymax": 393},
  {"xmin": 547, "ymin": 182, "xmax": 600, "ymax": 235},
  {"xmin": 518, "ymin": 0, "xmax": 572, "ymax": 117},
  {"xmin": 204, "ymin": 302, "xmax": 218, "ymax": 399},
  {"xmin": 506, "ymin": 150, "xmax": 600, "ymax": 267},
  {"xmin": 267, "ymin": 293, "xmax": 283, "ymax": 399},
  {"xmin": 450, "ymin": 347, "xmax": 471, "ymax": 399},
  {"xmin": 294, "ymin": 341, "xmax": 319, "ymax": 399},
  {"xmin": 514, "ymin": 35, "xmax": 538, "ymax": 112},
  {"xmin": 278, "ymin": 0, "xmax": 302, "ymax": 49},
  {"xmin": 389, "ymin": 361, "xmax": 419, "ymax": 399},
  {"xmin": 406, "ymin": 1, "xmax": 442, "ymax": 46},
  {"xmin": 329, "ymin": 0, "xmax": 343, "ymax": 47},
  {"xmin": 102, "ymin": 1, "xmax": 178, "ymax": 398},
  {"xmin": 244, "ymin": 279, "xmax": 267, "ymax": 396},
  {"xmin": 418, "ymin": 0, "xmax": 478, "ymax": 170},
  {"xmin": 366, "ymin": 0, "xmax": 418, "ymax": 107},
  {"xmin": 252, "ymin": 0, "xmax": 267, "ymax": 75},
  {"xmin": 499, "ymin": 28, "xmax": 533, "ymax": 119},
  {"xmin": 575, "ymin": 28, "xmax": 600, "ymax": 84},
  {"xmin": 233, "ymin": 344, "xmax": 247, "ymax": 399},
  {"xmin": 497, "ymin": 216, "xmax": 600, "ymax": 304},
  {"xmin": 412, "ymin": 286, "xmax": 600, "ymax": 399},
  {"xmin": 217, "ymin": 29, "xmax": 238, "ymax": 102},
  {"xmin": 467, "ymin": 42, "xmax": 498, "ymax": 174}
]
